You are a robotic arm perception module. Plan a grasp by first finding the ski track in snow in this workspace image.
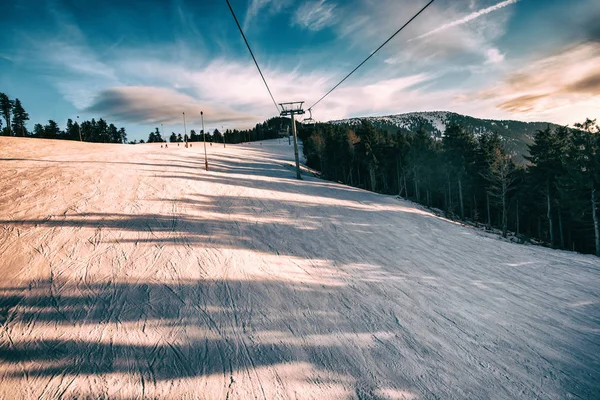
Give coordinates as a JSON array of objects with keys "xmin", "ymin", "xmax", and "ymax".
[{"xmin": 0, "ymin": 137, "xmax": 599, "ymax": 399}]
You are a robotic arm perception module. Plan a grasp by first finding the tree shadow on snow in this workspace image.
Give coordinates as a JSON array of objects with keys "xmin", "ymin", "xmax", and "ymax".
[
  {"xmin": 0, "ymin": 278, "xmax": 414, "ymax": 399},
  {"xmin": 2, "ymin": 142, "xmax": 600, "ymax": 398}
]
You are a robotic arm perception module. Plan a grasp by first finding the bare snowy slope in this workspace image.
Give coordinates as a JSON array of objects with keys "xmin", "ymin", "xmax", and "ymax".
[{"xmin": 0, "ymin": 137, "xmax": 599, "ymax": 399}]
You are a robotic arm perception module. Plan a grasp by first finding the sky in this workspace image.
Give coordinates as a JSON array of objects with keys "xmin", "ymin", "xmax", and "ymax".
[{"xmin": 1, "ymin": 0, "xmax": 599, "ymax": 141}]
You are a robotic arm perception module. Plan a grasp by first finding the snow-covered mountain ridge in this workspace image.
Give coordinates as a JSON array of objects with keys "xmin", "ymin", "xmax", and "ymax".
[{"xmin": 329, "ymin": 111, "xmax": 562, "ymax": 160}]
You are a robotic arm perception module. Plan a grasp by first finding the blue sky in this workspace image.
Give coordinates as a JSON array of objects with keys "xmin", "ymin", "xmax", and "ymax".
[{"xmin": 1, "ymin": 0, "xmax": 599, "ymax": 140}]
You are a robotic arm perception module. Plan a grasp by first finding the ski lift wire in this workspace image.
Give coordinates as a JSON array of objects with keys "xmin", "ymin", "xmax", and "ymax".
[
  {"xmin": 307, "ymin": 0, "xmax": 435, "ymax": 111},
  {"xmin": 225, "ymin": 0, "xmax": 280, "ymax": 114}
]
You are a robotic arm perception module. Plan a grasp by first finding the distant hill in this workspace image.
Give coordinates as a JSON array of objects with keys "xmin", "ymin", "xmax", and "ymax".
[{"xmin": 329, "ymin": 111, "xmax": 561, "ymax": 162}]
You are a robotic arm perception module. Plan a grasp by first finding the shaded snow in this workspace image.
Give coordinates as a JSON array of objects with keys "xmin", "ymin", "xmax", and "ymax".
[{"xmin": 0, "ymin": 137, "xmax": 599, "ymax": 399}]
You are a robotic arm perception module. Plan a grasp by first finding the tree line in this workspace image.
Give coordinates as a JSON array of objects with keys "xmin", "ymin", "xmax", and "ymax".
[
  {"xmin": 1, "ymin": 90, "xmax": 289, "ymax": 146},
  {"xmin": 142, "ymin": 117, "xmax": 292, "ymax": 145},
  {"xmin": 1, "ymin": 92, "xmax": 127, "ymax": 143},
  {"xmin": 298, "ymin": 119, "xmax": 600, "ymax": 256},
  {"xmin": 1, "ymin": 92, "xmax": 29, "ymax": 137}
]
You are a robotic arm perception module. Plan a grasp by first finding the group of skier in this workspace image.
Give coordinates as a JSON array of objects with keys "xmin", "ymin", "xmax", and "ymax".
[{"xmin": 160, "ymin": 142, "xmax": 194, "ymax": 149}]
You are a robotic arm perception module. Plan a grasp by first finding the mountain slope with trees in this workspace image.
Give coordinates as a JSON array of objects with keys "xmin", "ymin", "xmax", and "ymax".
[
  {"xmin": 330, "ymin": 111, "xmax": 563, "ymax": 162},
  {"xmin": 299, "ymin": 118, "xmax": 600, "ymax": 256}
]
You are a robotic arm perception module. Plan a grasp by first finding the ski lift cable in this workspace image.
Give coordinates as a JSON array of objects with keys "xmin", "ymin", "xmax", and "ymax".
[
  {"xmin": 307, "ymin": 0, "xmax": 435, "ymax": 112},
  {"xmin": 225, "ymin": 0, "xmax": 280, "ymax": 114}
]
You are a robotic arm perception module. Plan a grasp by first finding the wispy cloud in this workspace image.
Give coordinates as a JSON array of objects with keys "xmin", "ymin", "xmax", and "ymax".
[
  {"xmin": 410, "ymin": 0, "xmax": 519, "ymax": 41},
  {"xmin": 36, "ymin": 36, "xmax": 120, "ymax": 109},
  {"xmin": 243, "ymin": 0, "xmax": 292, "ymax": 32},
  {"xmin": 345, "ymin": 0, "xmax": 514, "ymax": 72},
  {"xmin": 11, "ymin": 4, "xmax": 122, "ymax": 109},
  {"xmin": 293, "ymin": 0, "xmax": 336, "ymax": 31},
  {"xmin": 243, "ymin": 0, "xmax": 270, "ymax": 31}
]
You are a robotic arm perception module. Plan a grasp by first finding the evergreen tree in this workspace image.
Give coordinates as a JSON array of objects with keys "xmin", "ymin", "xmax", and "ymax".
[
  {"xmin": 303, "ymin": 125, "xmax": 327, "ymax": 173},
  {"xmin": 407, "ymin": 127, "xmax": 434, "ymax": 202},
  {"xmin": 0, "ymin": 92, "xmax": 13, "ymax": 136},
  {"xmin": 148, "ymin": 128, "xmax": 162, "ymax": 143},
  {"xmin": 43, "ymin": 120, "xmax": 61, "ymax": 139},
  {"xmin": 81, "ymin": 120, "xmax": 93, "ymax": 142},
  {"xmin": 33, "ymin": 123, "xmax": 44, "ymax": 138},
  {"xmin": 169, "ymin": 132, "xmax": 177, "ymax": 143},
  {"xmin": 564, "ymin": 119, "xmax": 600, "ymax": 255},
  {"xmin": 213, "ymin": 128, "xmax": 222, "ymax": 143},
  {"xmin": 393, "ymin": 131, "xmax": 410, "ymax": 197},
  {"xmin": 355, "ymin": 120, "xmax": 381, "ymax": 191},
  {"xmin": 421, "ymin": 140, "xmax": 443, "ymax": 207},
  {"xmin": 482, "ymin": 148, "xmax": 518, "ymax": 238},
  {"xmin": 108, "ymin": 123, "xmax": 120, "ymax": 143},
  {"xmin": 526, "ymin": 126, "xmax": 566, "ymax": 247},
  {"xmin": 443, "ymin": 124, "xmax": 477, "ymax": 219},
  {"xmin": 11, "ymin": 98, "xmax": 29, "ymax": 136},
  {"xmin": 65, "ymin": 119, "xmax": 79, "ymax": 141},
  {"xmin": 118, "ymin": 127, "xmax": 127, "ymax": 144},
  {"xmin": 96, "ymin": 118, "xmax": 109, "ymax": 143},
  {"xmin": 477, "ymin": 132, "xmax": 504, "ymax": 228}
]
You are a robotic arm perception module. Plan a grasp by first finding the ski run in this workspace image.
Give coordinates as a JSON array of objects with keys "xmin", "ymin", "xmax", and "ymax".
[{"xmin": 0, "ymin": 136, "xmax": 599, "ymax": 399}]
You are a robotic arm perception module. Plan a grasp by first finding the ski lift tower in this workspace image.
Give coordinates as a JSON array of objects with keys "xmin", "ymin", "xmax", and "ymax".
[{"xmin": 279, "ymin": 101, "xmax": 304, "ymax": 180}]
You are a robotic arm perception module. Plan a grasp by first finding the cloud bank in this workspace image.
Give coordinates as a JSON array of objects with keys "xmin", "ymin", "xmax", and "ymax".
[
  {"xmin": 465, "ymin": 42, "xmax": 600, "ymax": 122},
  {"xmin": 85, "ymin": 86, "xmax": 259, "ymax": 126}
]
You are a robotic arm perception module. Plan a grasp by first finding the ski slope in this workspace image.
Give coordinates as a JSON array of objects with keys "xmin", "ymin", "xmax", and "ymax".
[{"xmin": 0, "ymin": 137, "xmax": 599, "ymax": 399}]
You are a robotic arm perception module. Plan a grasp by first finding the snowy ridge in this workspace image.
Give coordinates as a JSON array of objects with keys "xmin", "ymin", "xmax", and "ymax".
[
  {"xmin": 328, "ymin": 111, "xmax": 562, "ymax": 161},
  {"xmin": 330, "ymin": 111, "xmax": 455, "ymax": 136}
]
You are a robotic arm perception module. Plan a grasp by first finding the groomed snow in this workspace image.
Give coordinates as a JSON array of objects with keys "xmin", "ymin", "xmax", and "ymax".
[{"xmin": 0, "ymin": 137, "xmax": 598, "ymax": 399}]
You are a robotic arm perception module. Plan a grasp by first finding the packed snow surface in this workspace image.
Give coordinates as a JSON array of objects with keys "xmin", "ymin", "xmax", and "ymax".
[{"xmin": 0, "ymin": 137, "xmax": 599, "ymax": 399}]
